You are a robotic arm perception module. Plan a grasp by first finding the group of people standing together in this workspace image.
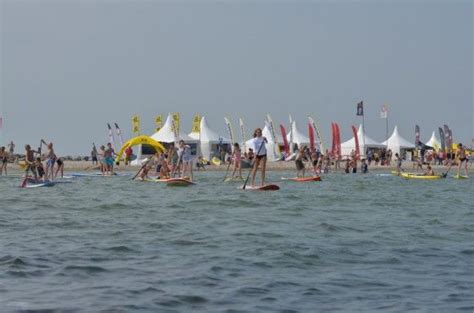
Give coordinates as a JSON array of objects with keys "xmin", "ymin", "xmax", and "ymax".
[
  {"xmin": 90, "ymin": 143, "xmax": 117, "ymax": 175},
  {"xmin": 22, "ymin": 140, "xmax": 64, "ymax": 181},
  {"xmin": 136, "ymin": 140, "xmax": 194, "ymax": 181}
]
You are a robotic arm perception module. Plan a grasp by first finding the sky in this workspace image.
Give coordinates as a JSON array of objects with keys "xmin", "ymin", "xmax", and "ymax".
[{"xmin": 1, "ymin": 0, "xmax": 472, "ymax": 155}]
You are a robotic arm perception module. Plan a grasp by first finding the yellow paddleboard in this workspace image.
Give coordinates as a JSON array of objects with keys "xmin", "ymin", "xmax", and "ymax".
[{"xmin": 401, "ymin": 173, "xmax": 441, "ymax": 180}]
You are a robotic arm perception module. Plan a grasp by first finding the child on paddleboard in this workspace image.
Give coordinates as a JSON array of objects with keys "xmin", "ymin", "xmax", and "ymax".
[
  {"xmin": 36, "ymin": 157, "xmax": 45, "ymax": 181},
  {"xmin": 250, "ymin": 128, "xmax": 267, "ymax": 187},
  {"xmin": 231, "ymin": 143, "xmax": 242, "ymax": 179}
]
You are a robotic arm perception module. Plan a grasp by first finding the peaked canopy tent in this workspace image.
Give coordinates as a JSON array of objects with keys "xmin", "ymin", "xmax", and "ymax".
[
  {"xmin": 286, "ymin": 120, "xmax": 310, "ymax": 151},
  {"xmin": 188, "ymin": 116, "xmax": 231, "ymax": 160},
  {"xmin": 382, "ymin": 126, "xmax": 415, "ymax": 156},
  {"xmin": 151, "ymin": 114, "xmax": 200, "ymax": 156},
  {"xmin": 341, "ymin": 125, "xmax": 385, "ymax": 157},
  {"xmin": 425, "ymin": 131, "xmax": 441, "ymax": 150}
]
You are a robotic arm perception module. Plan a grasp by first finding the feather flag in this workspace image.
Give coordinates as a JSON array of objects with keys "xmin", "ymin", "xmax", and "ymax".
[
  {"xmin": 308, "ymin": 116, "xmax": 325, "ymax": 153},
  {"xmin": 239, "ymin": 118, "xmax": 246, "ymax": 151},
  {"xmin": 266, "ymin": 114, "xmax": 280, "ymax": 154},
  {"xmin": 352, "ymin": 125, "xmax": 360, "ymax": 160},
  {"xmin": 280, "ymin": 124, "xmax": 290, "ymax": 155},
  {"xmin": 107, "ymin": 123, "xmax": 116, "ymax": 149},
  {"xmin": 289, "ymin": 115, "xmax": 294, "ymax": 153},
  {"xmin": 331, "ymin": 122, "xmax": 336, "ymax": 157},
  {"xmin": 443, "ymin": 125, "xmax": 450, "ymax": 152},
  {"xmin": 415, "ymin": 125, "xmax": 421, "ymax": 147},
  {"xmin": 439, "ymin": 127, "xmax": 445, "ymax": 152},
  {"xmin": 224, "ymin": 117, "xmax": 235, "ymax": 151},
  {"xmin": 114, "ymin": 123, "xmax": 124, "ymax": 147},
  {"xmin": 308, "ymin": 123, "xmax": 315, "ymax": 152},
  {"xmin": 335, "ymin": 123, "xmax": 342, "ymax": 159},
  {"xmin": 132, "ymin": 115, "xmax": 140, "ymax": 135}
]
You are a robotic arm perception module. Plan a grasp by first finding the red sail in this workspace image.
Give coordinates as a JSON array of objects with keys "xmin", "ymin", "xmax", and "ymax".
[{"xmin": 280, "ymin": 124, "xmax": 290, "ymax": 155}]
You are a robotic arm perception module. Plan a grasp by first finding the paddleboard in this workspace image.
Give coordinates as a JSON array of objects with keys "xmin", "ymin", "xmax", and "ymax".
[
  {"xmin": 156, "ymin": 178, "xmax": 195, "ymax": 186},
  {"xmin": 21, "ymin": 181, "xmax": 56, "ymax": 188},
  {"xmin": 281, "ymin": 176, "xmax": 321, "ymax": 182},
  {"xmin": 400, "ymin": 173, "xmax": 441, "ymax": 180},
  {"xmin": 241, "ymin": 184, "xmax": 280, "ymax": 191},
  {"xmin": 453, "ymin": 175, "xmax": 469, "ymax": 179},
  {"xmin": 70, "ymin": 172, "xmax": 129, "ymax": 177},
  {"xmin": 224, "ymin": 176, "xmax": 244, "ymax": 182}
]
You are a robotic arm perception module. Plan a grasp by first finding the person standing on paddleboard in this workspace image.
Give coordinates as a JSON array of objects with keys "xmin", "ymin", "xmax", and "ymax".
[
  {"xmin": 24, "ymin": 144, "xmax": 38, "ymax": 180},
  {"xmin": 104, "ymin": 142, "xmax": 116, "ymax": 175},
  {"xmin": 231, "ymin": 143, "xmax": 243, "ymax": 179},
  {"xmin": 0, "ymin": 146, "xmax": 8, "ymax": 176},
  {"xmin": 295, "ymin": 147, "xmax": 306, "ymax": 177},
  {"xmin": 178, "ymin": 140, "xmax": 193, "ymax": 181},
  {"xmin": 456, "ymin": 143, "xmax": 468, "ymax": 177},
  {"xmin": 395, "ymin": 153, "xmax": 402, "ymax": 175},
  {"xmin": 250, "ymin": 128, "xmax": 267, "ymax": 187},
  {"xmin": 42, "ymin": 140, "xmax": 57, "ymax": 180}
]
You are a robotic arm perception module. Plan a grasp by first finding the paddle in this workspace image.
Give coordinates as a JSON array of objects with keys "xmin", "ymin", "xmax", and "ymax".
[
  {"xmin": 242, "ymin": 139, "xmax": 265, "ymax": 190},
  {"xmin": 131, "ymin": 158, "xmax": 151, "ymax": 181},
  {"xmin": 222, "ymin": 158, "xmax": 233, "ymax": 182},
  {"xmin": 441, "ymin": 161, "xmax": 453, "ymax": 178}
]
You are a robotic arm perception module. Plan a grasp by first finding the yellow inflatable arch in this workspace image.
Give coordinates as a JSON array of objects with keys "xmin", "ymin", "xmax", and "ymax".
[{"xmin": 115, "ymin": 135, "xmax": 165, "ymax": 165}]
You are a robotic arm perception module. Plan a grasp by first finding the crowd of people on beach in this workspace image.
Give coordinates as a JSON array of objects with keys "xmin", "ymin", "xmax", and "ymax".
[{"xmin": 2, "ymin": 132, "xmax": 471, "ymax": 186}]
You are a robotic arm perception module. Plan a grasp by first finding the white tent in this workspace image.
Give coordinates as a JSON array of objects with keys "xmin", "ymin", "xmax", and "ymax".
[
  {"xmin": 341, "ymin": 125, "xmax": 385, "ymax": 157},
  {"xmin": 425, "ymin": 131, "xmax": 441, "ymax": 149},
  {"xmin": 286, "ymin": 120, "xmax": 310, "ymax": 151},
  {"xmin": 151, "ymin": 114, "xmax": 197, "ymax": 143},
  {"xmin": 382, "ymin": 126, "xmax": 415, "ymax": 155},
  {"xmin": 150, "ymin": 114, "xmax": 199, "ymax": 159},
  {"xmin": 188, "ymin": 116, "xmax": 231, "ymax": 160}
]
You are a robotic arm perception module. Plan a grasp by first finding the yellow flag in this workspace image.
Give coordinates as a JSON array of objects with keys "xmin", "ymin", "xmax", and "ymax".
[
  {"xmin": 171, "ymin": 112, "xmax": 180, "ymax": 135},
  {"xmin": 155, "ymin": 115, "xmax": 163, "ymax": 132},
  {"xmin": 132, "ymin": 115, "xmax": 140, "ymax": 135},
  {"xmin": 192, "ymin": 114, "xmax": 201, "ymax": 133}
]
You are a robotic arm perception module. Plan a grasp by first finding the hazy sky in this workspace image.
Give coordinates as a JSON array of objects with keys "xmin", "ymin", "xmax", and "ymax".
[{"xmin": 1, "ymin": 0, "xmax": 472, "ymax": 155}]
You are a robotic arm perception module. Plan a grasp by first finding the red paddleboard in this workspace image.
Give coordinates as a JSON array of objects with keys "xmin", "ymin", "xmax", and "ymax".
[
  {"xmin": 282, "ymin": 176, "xmax": 322, "ymax": 182},
  {"xmin": 157, "ymin": 178, "xmax": 195, "ymax": 186},
  {"xmin": 242, "ymin": 184, "xmax": 280, "ymax": 191}
]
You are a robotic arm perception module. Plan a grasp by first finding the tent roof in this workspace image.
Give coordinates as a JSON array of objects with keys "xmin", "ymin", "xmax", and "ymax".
[
  {"xmin": 341, "ymin": 125, "xmax": 385, "ymax": 148},
  {"xmin": 188, "ymin": 116, "xmax": 231, "ymax": 143},
  {"xmin": 287, "ymin": 121, "xmax": 310, "ymax": 145},
  {"xmin": 381, "ymin": 126, "xmax": 415, "ymax": 149},
  {"xmin": 151, "ymin": 114, "xmax": 197, "ymax": 143},
  {"xmin": 426, "ymin": 131, "xmax": 441, "ymax": 148}
]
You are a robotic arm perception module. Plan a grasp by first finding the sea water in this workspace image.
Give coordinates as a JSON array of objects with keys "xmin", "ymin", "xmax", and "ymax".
[{"xmin": 0, "ymin": 171, "xmax": 472, "ymax": 312}]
